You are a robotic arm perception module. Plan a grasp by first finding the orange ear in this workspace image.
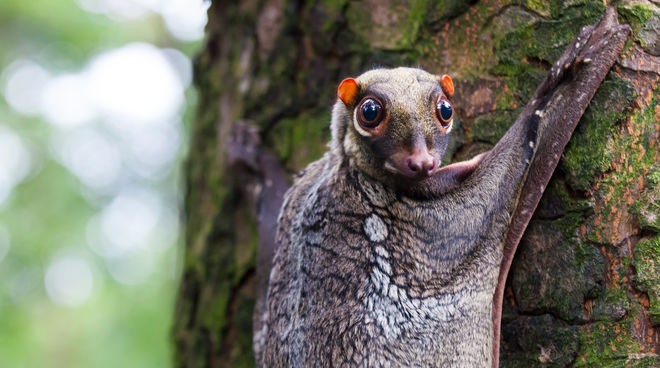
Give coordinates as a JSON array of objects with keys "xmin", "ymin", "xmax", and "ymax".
[
  {"xmin": 338, "ymin": 78, "xmax": 359, "ymax": 106},
  {"xmin": 438, "ymin": 74, "xmax": 454, "ymax": 98}
]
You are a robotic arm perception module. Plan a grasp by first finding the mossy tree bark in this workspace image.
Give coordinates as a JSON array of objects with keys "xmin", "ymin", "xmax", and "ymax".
[{"xmin": 173, "ymin": 0, "xmax": 660, "ymax": 366}]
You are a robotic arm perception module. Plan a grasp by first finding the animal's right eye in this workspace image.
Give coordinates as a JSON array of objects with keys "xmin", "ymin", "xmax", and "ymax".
[
  {"xmin": 357, "ymin": 98, "xmax": 384, "ymax": 129},
  {"xmin": 435, "ymin": 96, "xmax": 453, "ymax": 127}
]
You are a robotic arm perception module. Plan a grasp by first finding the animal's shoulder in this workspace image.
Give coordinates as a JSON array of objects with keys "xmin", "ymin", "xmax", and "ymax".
[{"xmin": 276, "ymin": 153, "xmax": 338, "ymax": 234}]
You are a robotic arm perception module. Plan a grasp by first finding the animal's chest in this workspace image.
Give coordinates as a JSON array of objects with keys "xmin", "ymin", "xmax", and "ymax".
[
  {"xmin": 291, "ymin": 193, "xmax": 496, "ymax": 366},
  {"xmin": 266, "ymin": 175, "xmax": 503, "ymax": 366},
  {"xmin": 298, "ymin": 184, "xmax": 499, "ymax": 333},
  {"xmin": 300, "ymin": 184, "xmax": 502, "ymax": 295}
]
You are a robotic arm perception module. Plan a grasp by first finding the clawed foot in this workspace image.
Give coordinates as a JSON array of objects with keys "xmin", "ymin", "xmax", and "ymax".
[{"xmin": 535, "ymin": 7, "xmax": 630, "ymax": 98}]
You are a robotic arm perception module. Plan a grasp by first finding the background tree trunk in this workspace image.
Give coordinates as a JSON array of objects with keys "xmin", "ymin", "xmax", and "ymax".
[{"xmin": 173, "ymin": 0, "xmax": 660, "ymax": 366}]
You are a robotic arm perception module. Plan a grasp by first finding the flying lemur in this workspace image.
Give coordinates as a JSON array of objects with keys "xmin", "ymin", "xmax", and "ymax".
[{"xmin": 253, "ymin": 8, "xmax": 629, "ymax": 368}]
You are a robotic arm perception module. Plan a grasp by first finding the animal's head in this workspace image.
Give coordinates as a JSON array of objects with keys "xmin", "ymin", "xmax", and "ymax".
[{"xmin": 331, "ymin": 67, "xmax": 455, "ymax": 191}]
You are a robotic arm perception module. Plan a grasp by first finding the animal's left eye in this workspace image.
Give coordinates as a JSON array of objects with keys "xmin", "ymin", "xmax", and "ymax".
[{"xmin": 436, "ymin": 97, "xmax": 453, "ymax": 127}]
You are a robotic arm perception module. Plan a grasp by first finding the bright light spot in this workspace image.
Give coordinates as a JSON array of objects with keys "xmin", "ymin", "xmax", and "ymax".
[
  {"xmin": 161, "ymin": 48, "xmax": 193, "ymax": 87},
  {"xmin": 87, "ymin": 187, "xmax": 162, "ymax": 257},
  {"xmin": 0, "ymin": 224, "xmax": 10, "ymax": 263},
  {"xmin": 160, "ymin": 0, "xmax": 209, "ymax": 41},
  {"xmin": 74, "ymin": 0, "xmax": 209, "ymax": 41},
  {"xmin": 73, "ymin": 0, "xmax": 104, "ymax": 14},
  {"xmin": 105, "ymin": 248, "xmax": 154, "ymax": 285},
  {"xmin": 45, "ymin": 256, "xmax": 94, "ymax": 307},
  {"xmin": 126, "ymin": 121, "xmax": 181, "ymax": 177},
  {"xmin": 86, "ymin": 43, "xmax": 184, "ymax": 124},
  {"xmin": 51, "ymin": 128, "xmax": 122, "ymax": 191},
  {"xmin": 0, "ymin": 177, "xmax": 12, "ymax": 209},
  {"xmin": 2, "ymin": 60, "xmax": 50, "ymax": 116},
  {"xmin": 146, "ymin": 204, "xmax": 179, "ymax": 253},
  {"xmin": 73, "ymin": 0, "xmax": 107, "ymax": 15},
  {"xmin": 74, "ymin": 0, "xmax": 150, "ymax": 20},
  {"xmin": 41, "ymin": 74, "xmax": 96, "ymax": 127},
  {"xmin": 0, "ymin": 128, "xmax": 32, "ymax": 206}
]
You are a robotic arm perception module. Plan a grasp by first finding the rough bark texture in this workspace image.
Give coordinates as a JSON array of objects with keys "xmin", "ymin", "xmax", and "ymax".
[{"xmin": 174, "ymin": 1, "xmax": 660, "ymax": 367}]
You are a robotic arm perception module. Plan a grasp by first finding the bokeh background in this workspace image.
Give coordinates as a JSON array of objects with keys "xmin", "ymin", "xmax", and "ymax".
[{"xmin": 0, "ymin": 0, "xmax": 209, "ymax": 366}]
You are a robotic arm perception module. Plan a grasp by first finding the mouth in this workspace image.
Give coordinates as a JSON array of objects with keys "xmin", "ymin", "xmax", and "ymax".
[{"xmin": 384, "ymin": 160, "xmax": 439, "ymax": 180}]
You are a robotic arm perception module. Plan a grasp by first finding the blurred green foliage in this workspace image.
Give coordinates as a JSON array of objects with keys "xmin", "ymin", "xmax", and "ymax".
[{"xmin": 0, "ymin": 0, "xmax": 203, "ymax": 366}]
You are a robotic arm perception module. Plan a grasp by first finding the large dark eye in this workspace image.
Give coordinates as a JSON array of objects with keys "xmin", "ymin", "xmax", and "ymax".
[
  {"xmin": 357, "ymin": 98, "xmax": 384, "ymax": 129},
  {"xmin": 436, "ymin": 97, "xmax": 453, "ymax": 127}
]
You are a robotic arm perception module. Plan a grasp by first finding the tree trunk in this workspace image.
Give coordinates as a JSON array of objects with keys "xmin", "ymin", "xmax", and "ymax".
[{"xmin": 173, "ymin": 1, "xmax": 660, "ymax": 367}]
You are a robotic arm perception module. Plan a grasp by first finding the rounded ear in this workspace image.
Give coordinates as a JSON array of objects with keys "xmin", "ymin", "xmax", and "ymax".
[
  {"xmin": 436, "ymin": 74, "xmax": 454, "ymax": 98},
  {"xmin": 338, "ymin": 78, "xmax": 359, "ymax": 106}
]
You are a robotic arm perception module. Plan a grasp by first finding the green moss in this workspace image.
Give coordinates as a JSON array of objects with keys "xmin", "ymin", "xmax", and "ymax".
[
  {"xmin": 548, "ymin": 0, "xmax": 564, "ymax": 19},
  {"xmin": 575, "ymin": 314, "xmax": 640, "ymax": 366},
  {"xmin": 319, "ymin": 0, "xmax": 350, "ymax": 12},
  {"xmin": 488, "ymin": 3, "xmax": 540, "ymax": 44},
  {"xmin": 634, "ymin": 236, "xmax": 660, "ymax": 324},
  {"xmin": 522, "ymin": 0, "xmax": 551, "ymax": 17},
  {"xmin": 230, "ymin": 295, "xmax": 257, "ymax": 368},
  {"xmin": 345, "ymin": 0, "xmax": 421, "ymax": 50},
  {"xmin": 267, "ymin": 109, "xmax": 331, "ymax": 173},
  {"xmin": 632, "ymin": 191, "xmax": 660, "ymax": 233},
  {"xmin": 591, "ymin": 287, "xmax": 630, "ymax": 321},
  {"xmin": 492, "ymin": 3, "xmax": 607, "ymax": 112},
  {"xmin": 512, "ymin": 218, "xmax": 603, "ymax": 323},
  {"xmin": 562, "ymin": 76, "xmax": 637, "ymax": 192},
  {"xmin": 561, "ymin": 2, "xmax": 608, "ymax": 21},
  {"xmin": 556, "ymin": 213, "xmax": 586, "ymax": 241},
  {"xmin": 426, "ymin": 0, "xmax": 475, "ymax": 24},
  {"xmin": 176, "ymin": 32, "xmax": 243, "ymax": 364},
  {"xmin": 599, "ymin": 356, "xmax": 660, "ymax": 368},
  {"xmin": 233, "ymin": 210, "xmax": 259, "ymax": 285},
  {"xmin": 416, "ymin": 0, "xmax": 516, "ymax": 79},
  {"xmin": 647, "ymin": 166, "xmax": 660, "ymax": 189},
  {"xmin": 586, "ymin": 91, "xmax": 659, "ymax": 245},
  {"xmin": 401, "ymin": 0, "xmax": 430, "ymax": 46},
  {"xmin": 552, "ymin": 179, "xmax": 594, "ymax": 214},
  {"xmin": 631, "ymin": 163, "xmax": 660, "ymax": 232},
  {"xmin": 490, "ymin": 67, "xmax": 545, "ymax": 110},
  {"xmin": 493, "ymin": 22, "xmax": 537, "ymax": 77},
  {"xmin": 495, "ymin": 2, "xmax": 606, "ymax": 75},
  {"xmin": 470, "ymin": 110, "xmax": 518, "ymax": 144},
  {"xmin": 500, "ymin": 314, "xmax": 579, "ymax": 367},
  {"xmin": 493, "ymin": 0, "xmax": 609, "ymax": 116},
  {"xmin": 617, "ymin": 3, "xmax": 655, "ymax": 29},
  {"xmin": 624, "ymin": 356, "xmax": 660, "ymax": 367},
  {"xmin": 204, "ymin": 284, "xmax": 231, "ymax": 333},
  {"xmin": 316, "ymin": 0, "xmax": 351, "ymax": 44},
  {"xmin": 534, "ymin": 178, "xmax": 594, "ymax": 219}
]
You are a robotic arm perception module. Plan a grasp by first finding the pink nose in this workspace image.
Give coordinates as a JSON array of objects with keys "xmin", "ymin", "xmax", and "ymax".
[{"xmin": 406, "ymin": 149, "xmax": 436, "ymax": 176}]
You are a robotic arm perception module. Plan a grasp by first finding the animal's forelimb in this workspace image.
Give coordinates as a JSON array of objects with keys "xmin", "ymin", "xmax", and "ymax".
[{"xmin": 491, "ymin": 7, "xmax": 630, "ymax": 367}]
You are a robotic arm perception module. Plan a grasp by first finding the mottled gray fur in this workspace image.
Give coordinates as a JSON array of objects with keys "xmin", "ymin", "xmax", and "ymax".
[{"xmin": 256, "ymin": 68, "xmax": 527, "ymax": 367}]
